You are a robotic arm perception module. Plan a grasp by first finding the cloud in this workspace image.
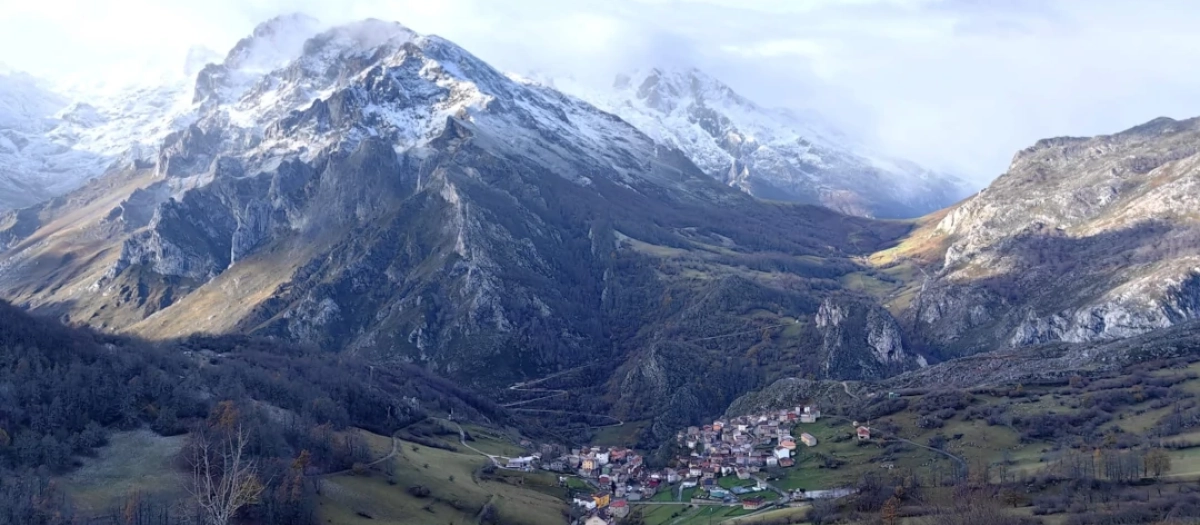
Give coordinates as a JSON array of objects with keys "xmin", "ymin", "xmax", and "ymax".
[{"xmin": 2, "ymin": 0, "xmax": 1199, "ymax": 186}]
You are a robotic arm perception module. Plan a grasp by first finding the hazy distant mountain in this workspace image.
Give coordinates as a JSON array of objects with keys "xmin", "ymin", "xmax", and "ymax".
[
  {"xmin": 542, "ymin": 67, "xmax": 971, "ymax": 218},
  {"xmin": 0, "ymin": 69, "xmax": 81, "ymax": 209},
  {"xmin": 0, "ymin": 60, "xmax": 199, "ymax": 211}
]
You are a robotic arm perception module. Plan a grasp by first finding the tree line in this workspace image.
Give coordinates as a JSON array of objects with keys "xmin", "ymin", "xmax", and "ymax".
[{"xmin": 0, "ymin": 299, "xmax": 503, "ymax": 525}]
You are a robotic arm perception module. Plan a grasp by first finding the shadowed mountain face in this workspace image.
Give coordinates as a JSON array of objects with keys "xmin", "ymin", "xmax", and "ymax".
[
  {"xmin": 0, "ymin": 17, "xmax": 921, "ymax": 436},
  {"xmin": 883, "ymin": 117, "xmax": 1200, "ymax": 359}
]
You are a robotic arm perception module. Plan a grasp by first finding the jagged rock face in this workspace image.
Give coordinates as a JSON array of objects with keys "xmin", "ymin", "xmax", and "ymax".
[
  {"xmin": 909, "ymin": 117, "xmax": 1200, "ymax": 357},
  {"xmin": 0, "ymin": 205, "xmax": 43, "ymax": 251},
  {"xmin": 816, "ymin": 297, "xmax": 925, "ymax": 380},
  {"xmin": 549, "ymin": 68, "xmax": 970, "ymax": 219},
  {"xmin": 615, "ymin": 337, "xmax": 765, "ymax": 442}
]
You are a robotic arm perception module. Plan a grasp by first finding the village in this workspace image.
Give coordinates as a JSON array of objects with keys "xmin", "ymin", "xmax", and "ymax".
[{"xmin": 501, "ymin": 405, "xmax": 869, "ymax": 524}]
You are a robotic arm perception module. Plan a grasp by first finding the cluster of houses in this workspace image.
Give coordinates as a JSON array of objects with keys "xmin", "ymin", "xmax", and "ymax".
[
  {"xmin": 546, "ymin": 405, "xmax": 875, "ymax": 524},
  {"xmin": 674, "ymin": 405, "xmax": 826, "ymax": 477}
]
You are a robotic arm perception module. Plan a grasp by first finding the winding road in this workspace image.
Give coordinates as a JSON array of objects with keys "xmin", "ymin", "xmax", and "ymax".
[
  {"xmin": 502, "ymin": 366, "xmax": 625, "ymax": 429},
  {"xmin": 501, "ymin": 367, "xmax": 581, "ymax": 410},
  {"xmin": 496, "ymin": 318, "xmax": 796, "ymax": 421},
  {"xmin": 508, "ymin": 408, "xmax": 624, "ymax": 429},
  {"xmin": 841, "ymin": 381, "xmax": 859, "ymax": 400},
  {"xmin": 679, "ymin": 320, "xmax": 799, "ymax": 344},
  {"xmin": 310, "ymin": 430, "xmax": 402, "ymax": 478},
  {"xmin": 437, "ymin": 417, "xmax": 504, "ymax": 467}
]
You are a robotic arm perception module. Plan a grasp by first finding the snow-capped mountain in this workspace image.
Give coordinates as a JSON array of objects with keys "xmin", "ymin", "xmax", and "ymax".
[
  {"xmin": 156, "ymin": 16, "xmax": 732, "ymax": 199},
  {"xmin": 546, "ymin": 67, "xmax": 971, "ymax": 218},
  {"xmin": 2, "ymin": 16, "xmax": 913, "ymax": 434}
]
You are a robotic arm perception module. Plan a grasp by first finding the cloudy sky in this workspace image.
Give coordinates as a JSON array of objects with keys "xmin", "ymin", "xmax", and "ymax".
[{"xmin": 2, "ymin": 0, "xmax": 1199, "ymax": 186}]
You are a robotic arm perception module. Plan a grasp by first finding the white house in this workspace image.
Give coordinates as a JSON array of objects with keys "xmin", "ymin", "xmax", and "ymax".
[
  {"xmin": 507, "ymin": 456, "xmax": 536, "ymax": 470},
  {"xmin": 801, "ymin": 406, "xmax": 822, "ymax": 423},
  {"xmin": 774, "ymin": 446, "xmax": 791, "ymax": 459}
]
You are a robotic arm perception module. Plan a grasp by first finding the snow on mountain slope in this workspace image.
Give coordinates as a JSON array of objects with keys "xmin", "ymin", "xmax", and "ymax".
[
  {"xmin": 0, "ymin": 70, "xmax": 89, "ymax": 209},
  {"xmin": 545, "ymin": 67, "xmax": 970, "ymax": 218},
  {"xmin": 166, "ymin": 17, "xmax": 728, "ymax": 200},
  {"xmin": 0, "ymin": 15, "xmax": 331, "ymax": 212},
  {"xmin": 0, "ymin": 63, "xmax": 201, "ymax": 211}
]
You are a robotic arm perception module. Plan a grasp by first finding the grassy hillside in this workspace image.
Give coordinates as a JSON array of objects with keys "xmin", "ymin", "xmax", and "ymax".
[
  {"xmin": 717, "ymin": 350, "xmax": 1200, "ymax": 525},
  {"xmin": 58, "ymin": 430, "xmax": 188, "ymax": 514},
  {"xmin": 52, "ymin": 424, "xmax": 565, "ymax": 525},
  {"xmin": 315, "ymin": 429, "xmax": 567, "ymax": 525}
]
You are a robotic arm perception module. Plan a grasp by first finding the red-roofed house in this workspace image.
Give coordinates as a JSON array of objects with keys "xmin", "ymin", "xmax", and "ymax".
[{"xmin": 610, "ymin": 499, "xmax": 629, "ymax": 518}]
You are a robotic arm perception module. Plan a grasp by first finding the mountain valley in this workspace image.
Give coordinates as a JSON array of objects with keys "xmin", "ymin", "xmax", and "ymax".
[{"xmin": 5, "ymin": 11, "xmax": 1200, "ymax": 525}]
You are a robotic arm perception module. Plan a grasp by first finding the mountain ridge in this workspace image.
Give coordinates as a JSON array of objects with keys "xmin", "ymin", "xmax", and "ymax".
[{"xmin": 867, "ymin": 115, "xmax": 1200, "ymax": 360}]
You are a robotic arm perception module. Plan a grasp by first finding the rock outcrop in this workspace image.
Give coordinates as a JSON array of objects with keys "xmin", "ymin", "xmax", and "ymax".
[
  {"xmin": 816, "ymin": 297, "xmax": 926, "ymax": 380},
  {"xmin": 907, "ymin": 117, "xmax": 1200, "ymax": 357}
]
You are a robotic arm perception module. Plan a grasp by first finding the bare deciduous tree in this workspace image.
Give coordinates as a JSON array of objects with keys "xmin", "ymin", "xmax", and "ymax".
[{"xmin": 188, "ymin": 424, "xmax": 264, "ymax": 525}]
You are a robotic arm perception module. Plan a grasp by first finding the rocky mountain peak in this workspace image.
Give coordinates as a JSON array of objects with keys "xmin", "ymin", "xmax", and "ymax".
[
  {"xmin": 630, "ymin": 67, "xmax": 744, "ymax": 113},
  {"xmin": 183, "ymin": 46, "xmax": 222, "ymax": 78},
  {"xmin": 300, "ymin": 19, "xmax": 417, "ymax": 58},
  {"xmin": 1124, "ymin": 116, "xmax": 1187, "ymax": 136},
  {"xmin": 226, "ymin": 13, "xmax": 324, "ymax": 71}
]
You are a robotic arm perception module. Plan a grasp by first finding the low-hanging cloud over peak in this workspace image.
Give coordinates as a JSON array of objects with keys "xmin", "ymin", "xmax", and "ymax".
[{"xmin": 4, "ymin": 0, "xmax": 1200, "ymax": 187}]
